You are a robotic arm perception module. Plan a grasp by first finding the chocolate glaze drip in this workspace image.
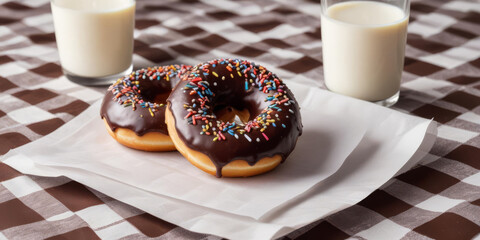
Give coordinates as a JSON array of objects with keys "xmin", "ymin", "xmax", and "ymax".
[
  {"xmin": 167, "ymin": 59, "xmax": 303, "ymax": 177},
  {"xmin": 100, "ymin": 65, "xmax": 187, "ymax": 136}
]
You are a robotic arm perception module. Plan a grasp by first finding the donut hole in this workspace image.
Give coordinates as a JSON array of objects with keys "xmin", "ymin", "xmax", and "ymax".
[
  {"xmin": 214, "ymin": 105, "xmax": 251, "ymax": 125},
  {"xmin": 140, "ymin": 83, "xmax": 172, "ymax": 104},
  {"xmin": 212, "ymin": 89, "xmax": 270, "ymax": 125}
]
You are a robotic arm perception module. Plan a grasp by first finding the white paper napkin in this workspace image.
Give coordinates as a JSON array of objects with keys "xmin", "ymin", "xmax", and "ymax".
[
  {"xmin": 1, "ymin": 93, "xmax": 365, "ymax": 220},
  {"xmin": 2, "ymin": 82, "xmax": 436, "ymax": 240}
]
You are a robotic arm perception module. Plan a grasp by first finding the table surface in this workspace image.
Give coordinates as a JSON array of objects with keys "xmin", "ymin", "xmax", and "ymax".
[{"xmin": 0, "ymin": 0, "xmax": 479, "ymax": 239}]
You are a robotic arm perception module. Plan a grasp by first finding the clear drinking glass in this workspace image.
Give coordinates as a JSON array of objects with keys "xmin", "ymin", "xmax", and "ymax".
[
  {"xmin": 51, "ymin": 0, "xmax": 135, "ymax": 86},
  {"xmin": 321, "ymin": 0, "xmax": 410, "ymax": 107}
]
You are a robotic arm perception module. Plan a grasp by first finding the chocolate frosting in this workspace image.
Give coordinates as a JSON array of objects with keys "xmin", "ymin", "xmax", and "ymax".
[
  {"xmin": 101, "ymin": 65, "xmax": 188, "ymax": 136},
  {"xmin": 167, "ymin": 59, "xmax": 303, "ymax": 177}
]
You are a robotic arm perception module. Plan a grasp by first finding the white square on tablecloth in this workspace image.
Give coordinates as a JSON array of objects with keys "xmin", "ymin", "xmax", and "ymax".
[
  {"xmin": 0, "ymin": 35, "xmax": 28, "ymax": 47},
  {"xmin": 297, "ymin": 4, "xmax": 322, "ymax": 18},
  {"xmin": 218, "ymin": 30, "xmax": 262, "ymax": 43},
  {"xmin": 95, "ymin": 221, "xmax": 140, "ymax": 239},
  {"xmin": 269, "ymin": 48, "xmax": 304, "ymax": 59},
  {"xmin": 23, "ymin": 13, "xmax": 54, "ymax": 33},
  {"xmin": 197, "ymin": 20, "xmax": 236, "ymax": 33},
  {"xmin": 300, "ymin": 41, "xmax": 322, "ymax": 50},
  {"xmin": 444, "ymin": 46, "xmax": 480, "ymax": 62},
  {"xmin": 408, "ymin": 13, "xmax": 456, "ymax": 38},
  {"xmin": 422, "ymin": 46, "xmax": 480, "ymax": 69},
  {"xmin": 356, "ymin": 219, "xmax": 410, "ymax": 239},
  {"xmin": 139, "ymin": 26, "xmax": 169, "ymax": 36},
  {"xmin": 408, "ymin": 23, "xmax": 439, "ymax": 38},
  {"xmin": 46, "ymin": 211, "xmax": 75, "ymax": 221},
  {"xmin": 442, "ymin": 1, "xmax": 480, "ymax": 13},
  {"xmin": 23, "ymin": 13, "xmax": 52, "ymax": 27},
  {"xmin": 35, "ymin": 77, "xmax": 78, "ymax": 92},
  {"xmin": 8, "ymin": 106, "xmax": 56, "ymax": 125},
  {"xmin": 201, "ymin": 0, "xmax": 262, "ymax": 16},
  {"xmin": 415, "ymin": 195, "xmax": 464, "ymax": 212},
  {"xmin": 462, "ymin": 172, "xmax": 480, "ymax": 187},
  {"xmin": 161, "ymin": 17, "xmax": 183, "ymax": 28},
  {"xmin": 0, "ymin": 26, "xmax": 11, "ymax": 37},
  {"xmin": 17, "ymin": 0, "xmax": 50, "ymax": 8},
  {"xmin": 458, "ymin": 112, "xmax": 480, "ymax": 125},
  {"xmin": 3, "ymin": 45, "xmax": 55, "ymax": 58},
  {"xmin": 2, "ymin": 176, "xmax": 43, "ymax": 198},
  {"xmin": 420, "ymin": 54, "xmax": 465, "ymax": 69},
  {"xmin": 67, "ymin": 89, "xmax": 104, "ymax": 103},
  {"xmin": 0, "ymin": 62, "xmax": 27, "ymax": 77},
  {"xmin": 402, "ymin": 77, "xmax": 452, "ymax": 98},
  {"xmin": 437, "ymin": 125, "xmax": 479, "ymax": 143},
  {"xmin": 259, "ymin": 24, "xmax": 310, "ymax": 39},
  {"xmin": 0, "ymin": 95, "xmax": 23, "ymax": 105},
  {"xmin": 75, "ymin": 204, "xmax": 123, "ymax": 229}
]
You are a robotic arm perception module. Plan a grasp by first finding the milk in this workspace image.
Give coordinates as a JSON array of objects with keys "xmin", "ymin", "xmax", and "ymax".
[
  {"xmin": 51, "ymin": 0, "xmax": 135, "ymax": 78},
  {"xmin": 321, "ymin": 1, "xmax": 408, "ymax": 102}
]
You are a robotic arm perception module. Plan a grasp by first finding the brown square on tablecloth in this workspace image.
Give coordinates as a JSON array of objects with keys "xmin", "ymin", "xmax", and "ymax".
[
  {"xmin": 30, "ymin": 63, "xmax": 63, "ymax": 78},
  {"xmin": 0, "ymin": 77, "xmax": 17, "ymax": 92},
  {"xmin": 170, "ymin": 44, "xmax": 206, "ymax": 57},
  {"xmin": 0, "ymin": 163, "xmax": 21, "ymax": 182},
  {"xmin": 444, "ymin": 27, "xmax": 477, "ymax": 40},
  {"xmin": 135, "ymin": 19, "xmax": 159, "ymax": 30},
  {"xmin": 470, "ymin": 57, "xmax": 480, "ymax": 69},
  {"xmin": 0, "ymin": 55, "xmax": 14, "ymax": 65},
  {"xmin": 235, "ymin": 46, "xmax": 266, "ymax": 57},
  {"xmin": 45, "ymin": 181, "xmax": 103, "ymax": 212},
  {"xmin": 472, "ymin": 198, "xmax": 480, "ymax": 207},
  {"xmin": 447, "ymin": 75, "xmax": 480, "ymax": 85},
  {"xmin": 126, "ymin": 213, "xmax": 176, "ymax": 237},
  {"xmin": 2, "ymin": 2, "xmax": 33, "ymax": 10},
  {"xmin": 411, "ymin": 104, "xmax": 461, "ymax": 124},
  {"xmin": 28, "ymin": 33, "xmax": 55, "ymax": 44},
  {"xmin": 27, "ymin": 118, "xmax": 64, "ymax": 135},
  {"xmin": 410, "ymin": 2, "xmax": 436, "ymax": 13},
  {"xmin": 196, "ymin": 34, "xmax": 229, "ymax": 48},
  {"xmin": 0, "ymin": 132, "xmax": 31, "ymax": 155},
  {"xmin": 0, "ymin": 16, "xmax": 18, "ymax": 25},
  {"xmin": 358, "ymin": 190, "xmax": 413, "ymax": 218},
  {"xmin": 445, "ymin": 145, "xmax": 480, "ymax": 170},
  {"xmin": 414, "ymin": 212, "xmax": 480, "ymax": 240},
  {"xmin": 173, "ymin": 26, "xmax": 205, "ymax": 37},
  {"xmin": 280, "ymin": 56, "xmax": 322, "ymax": 73},
  {"xmin": 239, "ymin": 20, "xmax": 283, "ymax": 33},
  {"xmin": 48, "ymin": 100, "xmax": 90, "ymax": 116},
  {"xmin": 404, "ymin": 59, "xmax": 444, "ymax": 76},
  {"xmin": 407, "ymin": 34, "xmax": 451, "ymax": 54},
  {"xmin": 12, "ymin": 88, "xmax": 58, "ymax": 105},
  {"xmin": 462, "ymin": 11, "xmax": 480, "ymax": 24},
  {"xmin": 296, "ymin": 221, "xmax": 349, "ymax": 240},
  {"xmin": 261, "ymin": 39, "xmax": 292, "ymax": 48},
  {"xmin": 45, "ymin": 227, "xmax": 100, "ymax": 240},
  {"xmin": 396, "ymin": 166, "xmax": 460, "ymax": 194},
  {"xmin": 207, "ymin": 10, "xmax": 238, "ymax": 20},
  {"xmin": 441, "ymin": 91, "xmax": 480, "ymax": 110},
  {"xmin": 0, "ymin": 198, "xmax": 44, "ymax": 230}
]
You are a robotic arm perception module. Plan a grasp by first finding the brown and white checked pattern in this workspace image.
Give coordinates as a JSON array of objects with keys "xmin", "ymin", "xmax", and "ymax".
[{"xmin": 0, "ymin": 0, "xmax": 479, "ymax": 239}]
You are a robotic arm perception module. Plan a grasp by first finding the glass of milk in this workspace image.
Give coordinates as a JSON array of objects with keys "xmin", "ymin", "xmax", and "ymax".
[
  {"xmin": 51, "ymin": 0, "xmax": 135, "ymax": 86},
  {"xmin": 321, "ymin": 0, "xmax": 410, "ymax": 107}
]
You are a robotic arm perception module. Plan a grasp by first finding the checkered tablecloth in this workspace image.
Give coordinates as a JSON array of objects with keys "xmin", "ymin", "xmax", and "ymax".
[{"xmin": 0, "ymin": 0, "xmax": 479, "ymax": 239}]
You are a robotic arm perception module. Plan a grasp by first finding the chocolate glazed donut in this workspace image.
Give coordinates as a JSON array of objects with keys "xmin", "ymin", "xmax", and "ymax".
[
  {"xmin": 101, "ymin": 65, "xmax": 190, "ymax": 151},
  {"xmin": 166, "ymin": 59, "xmax": 302, "ymax": 177}
]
